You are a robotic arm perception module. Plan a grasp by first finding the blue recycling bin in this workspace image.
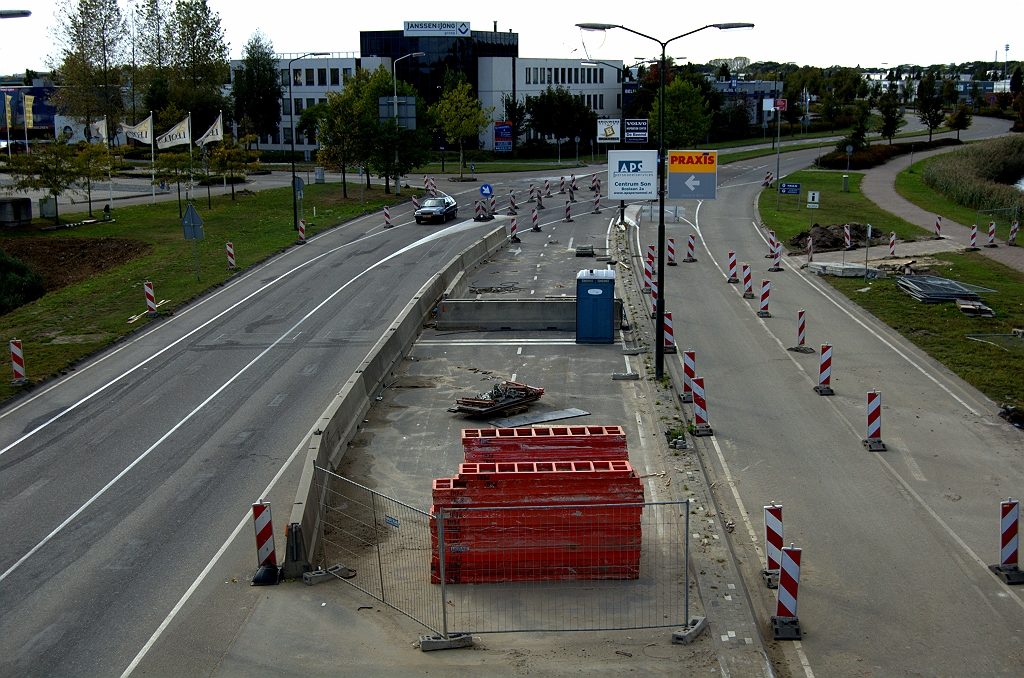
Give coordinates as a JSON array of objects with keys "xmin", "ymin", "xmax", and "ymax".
[{"xmin": 576, "ymin": 269, "xmax": 616, "ymax": 344}]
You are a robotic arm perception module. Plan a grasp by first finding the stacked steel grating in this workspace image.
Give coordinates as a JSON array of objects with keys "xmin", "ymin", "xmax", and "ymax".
[
  {"xmin": 462, "ymin": 426, "xmax": 627, "ymax": 462},
  {"xmin": 895, "ymin": 275, "xmax": 997, "ymax": 303},
  {"xmin": 430, "ymin": 460, "xmax": 644, "ymax": 583}
]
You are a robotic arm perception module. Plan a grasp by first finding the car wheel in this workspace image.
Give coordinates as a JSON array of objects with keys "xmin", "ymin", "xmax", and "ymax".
[{"xmin": 416, "ymin": 217, "xmax": 422, "ymax": 224}]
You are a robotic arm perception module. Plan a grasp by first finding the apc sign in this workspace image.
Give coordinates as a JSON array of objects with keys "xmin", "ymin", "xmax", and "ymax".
[{"xmin": 608, "ymin": 150, "xmax": 657, "ymax": 200}]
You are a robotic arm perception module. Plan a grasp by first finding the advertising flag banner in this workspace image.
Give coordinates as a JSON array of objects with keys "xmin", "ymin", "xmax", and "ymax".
[
  {"xmin": 89, "ymin": 118, "xmax": 107, "ymax": 143},
  {"xmin": 157, "ymin": 115, "xmax": 190, "ymax": 149},
  {"xmin": 196, "ymin": 112, "xmax": 223, "ymax": 146},
  {"xmin": 23, "ymin": 94, "xmax": 34, "ymax": 128},
  {"xmin": 122, "ymin": 115, "xmax": 152, "ymax": 143},
  {"xmin": 4, "ymin": 94, "xmax": 11, "ymax": 128}
]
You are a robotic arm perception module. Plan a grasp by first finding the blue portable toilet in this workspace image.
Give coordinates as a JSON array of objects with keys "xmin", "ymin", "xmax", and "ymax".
[{"xmin": 576, "ymin": 269, "xmax": 616, "ymax": 344}]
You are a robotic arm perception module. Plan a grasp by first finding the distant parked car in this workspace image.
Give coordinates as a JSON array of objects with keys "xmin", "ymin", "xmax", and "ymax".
[{"xmin": 415, "ymin": 195, "xmax": 458, "ymax": 224}]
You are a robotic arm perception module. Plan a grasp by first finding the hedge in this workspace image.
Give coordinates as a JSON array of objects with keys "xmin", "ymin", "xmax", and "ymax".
[
  {"xmin": 920, "ymin": 135, "xmax": 1024, "ymax": 212},
  {"xmin": 815, "ymin": 138, "xmax": 961, "ymax": 170}
]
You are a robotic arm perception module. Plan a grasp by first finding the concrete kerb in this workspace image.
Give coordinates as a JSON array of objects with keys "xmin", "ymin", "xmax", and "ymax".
[{"xmin": 282, "ymin": 225, "xmax": 508, "ymax": 577}]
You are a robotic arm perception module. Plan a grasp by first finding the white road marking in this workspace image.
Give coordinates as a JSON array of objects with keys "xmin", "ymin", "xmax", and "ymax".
[
  {"xmin": 517, "ymin": 347, "xmax": 523, "ymax": 355},
  {"xmin": 567, "ymin": 237, "xmax": 574, "ymax": 250},
  {"xmin": 635, "ymin": 412, "xmax": 646, "ymax": 448},
  {"xmin": 793, "ymin": 641, "xmax": 816, "ymax": 678},
  {"xmin": 417, "ymin": 339, "xmax": 575, "ymax": 346}
]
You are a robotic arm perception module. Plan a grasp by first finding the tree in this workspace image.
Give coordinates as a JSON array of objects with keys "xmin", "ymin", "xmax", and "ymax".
[
  {"xmin": 231, "ymin": 31, "xmax": 281, "ymax": 144},
  {"xmin": 526, "ymin": 86, "xmax": 594, "ymax": 163},
  {"xmin": 296, "ymin": 102, "xmax": 330, "ymax": 146},
  {"xmin": 75, "ymin": 141, "xmax": 113, "ymax": 216},
  {"xmin": 946, "ymin": 104, "xmax": 973, "ymax": 140},
  {"xmin": 153, "ymin": 150, "xmax": 192, "ymax": 217},
  {"xmin": 501, "ymin": 93, "xmax": 529, "ymax": 156},
  {"xmin": 941, "ymin": 78, "xmax": 959, "ymax": 108},
  {"xmin": 716, "ymin": 62, "xmax": 730, "ymax": 82},
  {"xmin": 878, "ymin": 91, "xmax": 901, "ymax": 143},
  {"xmin": 916, "ymin": 72, "xmax": 945, "ymax": 141},
  {"xmin": 819, "ymin": 92, "xmax": 842, "ymax": 131},
  {"xmin": 430, "ymin": 80, "xmax": 493, "ymax": 180},
  {"xmin": 165, "ymin": 0, "xmax": 229, "ymax": 133},
  {"xmin": 210, "ymin": 135, "xmax": 257, "ymax": 200},
  {"xmin": 1011, "ymin": 66, "xmax": 1023, "ymax": 96},
  {"xmin": 318, "ymin": 83, "xmax": 362, "ymax": 198},
  {"xmin": 652, "ymin": 78, "xmax": 712, "ymax": 148},
  {"xmin": 7, "ymin": 134, "xmax": 82, "ymax": 225},
  {"xmin": 783, "ymin": 102, "xmax": 803, "ymax": 135}
]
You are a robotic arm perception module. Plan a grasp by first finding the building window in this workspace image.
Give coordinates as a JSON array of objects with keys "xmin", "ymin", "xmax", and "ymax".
[
  {"xmin": 616, "ymin": 69, "xmax": 622, "ymax": 83},
  {"xmin": 294, "ymin": 98, "xmax": 303, "ymax": 114},
  {"xmin": 586, "ymin": 94, "xmax": 592, "ymax": 108},
  {"xmin": 330, "ymin": 68, "xmax": 340, "ymax": 85},
  {"xmin": 282, "ymin": 98, "xmax": 291, "ymax": 115},
  {"xmin": 318, "ymin": 68, "xmax": 327, "ymax": 86},
  {"xmin": 307, "ymin": 129, "xmax": 315, "ymax": 145},
  {"xmin": 319, "ymin": 98, "xmax": 327, "ymax": 104},
  {"xmin": 293, "ymin": 69, "xmax": 302, "ymax": 86},
  {"xmin": 617, "ymin": 93, "xmax": 622, "ymax": 108},
  {"xmin": 574, "ymin": 68, "xmax": 579, "ymax": 83},
  {"xmin": 271, "ymin": 131, "xmax": 279, "ymax": 145},
  {"xmin": 533, "ymin": 67, "xmax": 538, "ymax": 84},
  {"xmin": 600, "ymin": 68, "xmax": 605, "ymax": 83},
  {"xmin": 561, "ymin": 67, "xmax": 566, "ymax": 83},
  {"xmin": 525, "ymin": 68, "xmax": 530, "ymax": 84},
  {"xmin": 283, "ymin": 127, "xmax": 293, "ymax": 144},
  {"xmin": 547, "ymin": 68, "xmax": 552, "ymax": 84},
  {"xmin": 554, "ymin": 68, "xmax": 559, "ymax": 84},
  {"xmin": 599, "ymin": 94, "xmax": 604, "ymax": 109},
  {"xmin": 280, "ymin": 69, "xmax": 288, "ymax": 86},
  {"xmin": 342, "ymin": 67, "xmax": 352, "ymax": 77},
  {"xmin": 584, "ymin": 69, "xmax": 590, "ymax": 84},
  {"xmin": 305, "ymin": 69, "xmax": 314, "ymax": 86},
  {"xmin": 306, "ymin": 98, "xmax": 315, "ymax": 109}
]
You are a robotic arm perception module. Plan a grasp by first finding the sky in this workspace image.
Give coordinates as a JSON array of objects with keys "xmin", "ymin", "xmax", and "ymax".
[{"xmin": 1, "ymin": 0, "xmax": 1021, "ymax": 76}]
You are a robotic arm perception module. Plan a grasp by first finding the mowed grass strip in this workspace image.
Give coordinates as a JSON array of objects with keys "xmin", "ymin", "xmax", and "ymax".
[
  {"xmin": 828, "ymin": 252, "xmax": 1024, "ymax": 407},
  {"xmin": 758, "ymin": 170, "xmax": 931, "ymax": 247},
  {"xmin": 0, "ymin": 181, "xmax": 399, "ymax": 402}
]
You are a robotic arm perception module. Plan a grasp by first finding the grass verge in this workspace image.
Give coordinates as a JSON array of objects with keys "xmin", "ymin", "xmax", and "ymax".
[
  {"xmin": 828, "ymin": 252, "xmax": 1024, "ymax": 407},
  {"xmin": 757, "ymin": 170, "xmax": 931, "ymax": 246},
  {"xmin": 0, "ymin": 181, "xmax": 400, "ymax": 403}
]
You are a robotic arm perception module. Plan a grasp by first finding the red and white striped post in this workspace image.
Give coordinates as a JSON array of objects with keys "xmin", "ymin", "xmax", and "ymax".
[
  {"xmin": 757, "ymin": 280, "xmax": 771, "ymax": 317},
  {"xmin": 535, "ymin": 189, "xmax": 545, "ymax": 210},
  {"xmin": 298, "ymin": 219, "xmax": 307, "ymax": 241},
  {"xmin": 383, "ymin": 205, "xmax": 392, "ymax": 228},
  {"xmin": 990, "ymin": 499, "xmax": 1023, "ymax": 583},
  {"xmin": 570, "ymin": 174, "xmax": 577, "ymax": 190},
  {"xmin": 968, "ymin": 223, "xmax": 979, "ymax": 250},
  {"xmin": 683, "ymin": 233, "xmax": 696, "ymax": 262},
  {"xmin": 727, "ymin": 251, "xmax": 738, "ymax": 282},
  {"xmin": 489, "ymin": 194, "xmax": 497, "ymax": 216},
  {"xmin": 986, "ymin": 221, "xmax": 999, "ymax": 248},
  {"xmin": 863, "ymin": 390, "xmax": 886, "ymax": 450},
  {"xmin": 797, "ymin": 309, "xmax": 806, "ymax": 347},
  {"xmin": 934, "ymin": 215, "xmax": 942, "ymax": 239},
  {"xmin": 590, "ymin": 174, "xmax": 597, "ymax": 191},
  {"xmin": 528, "ymin": 183, "xmax": 535, "ymax": 202},
  {"xmin": 411, "ymin": 194, "xmax": 419, "ymax": 210},
  {"xmin": 509, "ymin": 217, "xmax": 519, "ymax": 242},
  {"xmin": 650, "ymin": 281, "xmax": 658, "ymax": 319},
  {"xmin": 592, "ymin": 192, "xmax": 601, "ymax": 214},
  {"xmin": 767, "ymin": 230, "xmax": 777, "ymax": 258},
  {"xmin": 544, "ymin": 179, "xmax": 551, "ymax": 197},
  {"xmin": 251, "ymin": 502, "xmax": 279, "ymax": 585},
  {"xmin": 888, "ymin": 232, "xmax": 896, "ymax": 258},
  {"xmin": 568, "ymin": 186, "xmax": 575, "ymax": 203},
  {"xmin": 769, "ymin": 244, "xmax": 783, "ymax": 272},
  {"xmin": 806, "ymin": 237, "xmax": 814, "ymax": 265},
  {"xmin": 508, "ymin": 189, "xmax": 517, "ymax": 214},
  {"xmin": 9, "ymin": 339, "xmax": 27, "ymax": 383},
  {"xmin": 531, "ymin": 207, "xmax": 540, "ymax": 231},
  {"xmin": 771, "ymin": 545, "xmax": 802, "ymax": 639},
  {"xmin": 682, "ymin": 350, "xmax": 695, "ymax": 403},
  {"xmin": 144, "ymin": 281, "xmax": 157, "ymax": 315},
  {"xmin": 1009, "ymin": 221, "xmax": 1020, "ymax": 247},
  {"xmin": 763, "ymin": 171, "xmax": 772, "ymax": 186},
  {"xmin": 647, "ymin": 243, "xmax": 656, "ymax": 266},
  {"xmin": 762, "ymin": 503, "xmax": 783, "ymax": 588},
  {"xmin": 643, "ymin": 258, "xmax": 653, "ymax": 292},
  {"xmin": 429, "ymin": 177, "xmax": 437, "ymax": 197},
  {"xmin": 667, "ymin": 238, "xmax": 676, "ymax": 266},
  {"xmin": 663, "ymin": 312, "xmax": 676, "ymax": 353},
  {"xmin": 564, "ymin": 200, "xmax": 573, "ymax": 222},
  {"xmin": 226, "ymin": 242, "xmax": 236, "ymax": 269},
  {"xmin": 473, "ymin": 200, "xmax": 482, "ymax": 220},
  {"xmin": 844, "ymin": 224, "xmax": 852, "ymax": 250},
  {"xmin": 814, "ymin": 343, "xmax": 835, "ymax": 395},
  {"xmin": 742, "ymin": 264, "xmax": 754, "ymax": 298},
  {"xmin": 691, "ymin": 377, "xmax": 713, "ymax": 436},
  {"xmin": 422, "ymin": 175, "xmax": 428, "ymax": 192},
  {"xmin": 559, "ymin": 176, "xmax": 566, "ymax": 194}
]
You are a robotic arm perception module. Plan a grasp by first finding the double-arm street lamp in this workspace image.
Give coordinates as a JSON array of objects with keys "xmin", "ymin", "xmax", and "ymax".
[
  {"xmin": 290, "ymin": 51, "xmax": 329, "ymax": 230},
  {"xmin": 577, "ymin": 22, "xmax": 753, "ymax": 379},
  {"xmin": 392, "ymin": 52, "xmax": 424, "ymax": 196}
]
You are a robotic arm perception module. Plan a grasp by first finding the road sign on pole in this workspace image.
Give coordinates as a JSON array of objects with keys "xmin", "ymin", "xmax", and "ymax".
[
  {"xmin": 667, "ymin": 150, "xmax": 718, "ymax": 200},
  {"xmin": 182, "ymin": 203, "xmax": 204, "ymax": 240},
  {"xmin": 480, "ymin": 183, "xmax": 493, "ymax": 197},
  {"xmin": 779, "ymin": 183, "xmax": 801, "ymax": 195}
]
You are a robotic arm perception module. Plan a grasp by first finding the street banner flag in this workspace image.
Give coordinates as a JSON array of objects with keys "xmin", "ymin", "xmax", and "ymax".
[
  {"xmin": 157, "ymin": 115, "xmax": 190, "ymax": 149},
  {"xmin": 23, "ymin": 94, "xmax": 34, "ymax": 128},
  {"xmin": 121, "ymin": 115, "xmax": 152, "ymax": 143},
  {"xmin": 89, "ymin": 118, "xmax": 107, "ymax": 143},
  {"xmin": 196, "ymin": 112, "xmax": 223, "ymax": 147},
  {"xmin": 4, "ymin": 94, "xmax": 11, "ymax": 127}
]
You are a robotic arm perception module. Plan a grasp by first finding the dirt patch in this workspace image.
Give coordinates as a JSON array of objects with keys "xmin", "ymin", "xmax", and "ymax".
[
  {"xmin": 0, "ymin": 237, "xmax": 151, "ymax": 292},
  {"xmin": 787, "ymin": 222, "xmax": 889, "ymax": 252}
]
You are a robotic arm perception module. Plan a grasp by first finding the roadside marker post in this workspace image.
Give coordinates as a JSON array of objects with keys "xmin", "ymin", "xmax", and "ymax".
[
  {"xmin": 564, "ymin": 200, "xmax": 573, "ymax": 223},
  {"xmin": 489, "ymin": 194, "xmax": 497, "ymax": 216},
  {"xmin": 742, "ymin": 264, "xmax": 755, "ymax": 298},
  {"xmin": 771, "ymin": 545, "xmax": 803, "ymax": 640},
  {"xmin": 766, "ymin": 230, "xmax": 777, "ymax": 258},
  {"xmin": 647, "ymin": 244, "xmax": 656, "ymax": 275},
  {"xmin": 757, "ymin": 280, "xmax": 771, "ymax": 318},
  {"xmin": 509, "ymin": 217, "xmax": 520, "ymax": 243},
  {"xmin": 863, "ymin": 391, "xmax": 887, "ymax": 451},
  {"xmin": 887, "ymin": 232, "xmax": 896, "ymax": 258},
  {"xmin": 535, "ymin": 190, "xmax": 545, "ymax": 210},
  {"xmin": 1009, "ymin": 221, "xmax": 1019, "ymax": 246},
  {"xmin": 934, "ymin": 215, "xmax": 942, "ymax": 239},
  {"xmin": 544, "ymin": 179, "xmax": 551, "ymax": 197},
  {"xmin": 508, "ymin": 189, "xmax": 517, "ymax": 215},
  {"xmin": 986, "ymin": 221, "xmax": 999, "ymax": 248},
  {"xmin": 769, "ymin": 244, "xmax": 784, "ymax": 272},
  {"xmin": 383, "ymin": 205, "xmax": 392, "ymax": 228},
  {"xmin": 570, "ymin": 174, "xmax": 577, "ymax": 190},
  {"xmin": 683, "ymin": 234, "xmax": 696, "ymax": 262},
  {"xmin": 667, "ymin": 238, "xmax": 677, "ymax": 266},
  {"xmin": 650, "ymin": 281, "xmax": 658, "ymax": 319},
  {"xmin": 144, "ymin": 281, "xmax": 158, "ymax": 317},
  {"xmin": 663, "ymin": 312, "xmax": 676, "ymax": 353},
  {"xmin": 814, "ymin": 344, "xmax": 835, "ymax": 395},
  {"xmin": 843, "ymin": 224, "xmax": 852, "ymax": 250},
  {"xmin": 806, "ymin": 238, "xmax": 813, "ymax": 265},
  {"xmin": 559, "ymin": 177, "xmax": 566, "ymax": 194},
  {"xmin": 531, "ymin": 208, "xmax": 540, "ymax": 231},
  {"xmin": 989, "ymin": 498, "xmax": 1024, "ymax": 584},
  {"xmin": 727, "ymin": 252, "xmax": 738, "ymax": 282},
  {"xmin": 643, "ymin": 259, "xmax": 652, "ymax": 292},
  {"xmin": 568, "ymin": 186, "xmax": 576, "ymax": 203},
  {"xmin": 251, "ymin": 502, "xmax": 280, "ymax": 586},
  {"xmin": 761, "ymin": 503, "xmax": 783, "ymax": 588},
  {"xmin": 429, "ymin": 177, "xmax": 437, "ymax": 197},
  {"xmin": 9, "ymin": 339, "xmax": 28, "ymax": 385},
  {"xmin": 592, "ymin": 192, "xmax": 601, "ymax": 214},
  {"xmin": 297, "ymin": 219, "xmax": 307, "ymax": 242},
  {"xmin": 967, "ymin": 224, "xmax": 980, "ymax": 251},
  {"xmin": 528, "ymin": 183, "xmax": 535, "ymax": 202},
  {"xmin": 787, "ymin": 309, "xmax": 815, "ymax": 354},
  {"xmin": 691, "ymin": 377, "xmax": 713, "ymax": 436},
  {"xmin": 682, "ymin": 350, "xmax": 695, "ymax": 403},
  {"xmin": 226, "ymin": 242, "xmax": 236, "ymax": 269},
  {"xmin": 411, "ymin": 194, "xmax": 419, "ymax": 210}
]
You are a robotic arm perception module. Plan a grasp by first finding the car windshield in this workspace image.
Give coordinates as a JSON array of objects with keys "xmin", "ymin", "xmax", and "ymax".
[{"xmin": 422, "ymin": 199, "xmax": 445, "ymax": 207}]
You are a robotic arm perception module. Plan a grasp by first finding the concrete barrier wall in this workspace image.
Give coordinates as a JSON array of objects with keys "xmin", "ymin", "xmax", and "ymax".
[
  {"xmin": 436, "ymin": 298, "xmax": 623, "ymax": 331},
  {"xmin": 285, "ymin": 226, "xmax": 508, "ymax": 572}
]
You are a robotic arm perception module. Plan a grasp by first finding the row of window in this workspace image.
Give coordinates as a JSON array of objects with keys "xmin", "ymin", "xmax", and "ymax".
[
  {"xmin": 526, "ymin": 66, "xmax": 606, "ymax": 86},
  {"xmin": 277, "ymin": 67, "xmax": 353, "ymax": 88},
  {"xmin": 282, "ymin": 98, "xmax": 329, "ymax": 116}
]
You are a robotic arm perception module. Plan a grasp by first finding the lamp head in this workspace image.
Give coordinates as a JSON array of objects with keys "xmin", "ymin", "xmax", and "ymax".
[
  {"xmin": 576, "ymin": 23, "xmax": 617, "ymax": 31},
  {"xmin": 712, "ymin": 23, "xmax": 755, "ymax": 30}
]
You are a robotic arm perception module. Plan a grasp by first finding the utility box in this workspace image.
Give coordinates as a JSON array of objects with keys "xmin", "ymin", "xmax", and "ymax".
[
  {"xmin": 576, "ymin": 269, "xmax": 616, "ymax": 344},
  {"xmin": 315, "ymin": 167, "xmax": 325, "ymax": 184},
  {"xmin": 39, "ymin": 196, "xmax": 56, "ymax": 219},
  {"xmin": 0, "ymin": 197, "xmax": 32, "ymax": 227}
]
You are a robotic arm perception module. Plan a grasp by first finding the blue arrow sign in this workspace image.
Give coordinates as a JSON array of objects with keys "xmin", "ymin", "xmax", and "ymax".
[{"xmin": 480, "ymin": 183, "xmax": 493, "ymax": 197}]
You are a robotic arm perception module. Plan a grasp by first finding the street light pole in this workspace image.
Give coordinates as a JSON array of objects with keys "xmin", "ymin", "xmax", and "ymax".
[
  {"xmin": 289, "ymin": 52, "xmax": 328, "ymax": 231},
  {"xmin": 577, "ymin": 22, "xmax": 754, "ymax": 380},
  {"xmin": 392, "ymin": 52, "xmax": 425, "ymax": 196}
]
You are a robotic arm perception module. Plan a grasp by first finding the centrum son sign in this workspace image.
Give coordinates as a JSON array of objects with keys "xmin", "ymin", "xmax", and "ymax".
[{"xmin": 608, "ymin": 150, "xmax": 657, "ymax": 200}]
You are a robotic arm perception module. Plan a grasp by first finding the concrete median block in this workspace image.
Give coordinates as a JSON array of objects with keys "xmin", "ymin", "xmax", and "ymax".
[
  {"xmin": 419, "ymin": 634, "xmax": 474, "ymax": 651},
  {"xmin": 612, "ymin": 373, "xmax": 640, "ymax": 381},
  {"xmin": 671, "ymin": 616, "xmax": 707, "ymax": 644}
]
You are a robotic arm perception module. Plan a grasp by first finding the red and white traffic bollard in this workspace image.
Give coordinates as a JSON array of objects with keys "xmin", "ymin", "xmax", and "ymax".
[
  {"xmin": 769, "ymin": 244, "xmax": 784, "ymax": 271},
  {"xmin": 650, "ymin": 281, "xmax": 658, "ymax": 319},
  {"xmin": 727, "ymin": 251, "xmax": 738, "ymax": 282},
  {"xmin": 509, "ymin": 217, "xmax": 519, "ymax": 242},
  {"xmin": 590, "ymin": 174, "xmax": 597, "ymax": 191},
  {"xmin": 807, "ymin": 237, "xmax": 814, "ymax": 264},
  {"xmin": 383, "ymin": 205, "xmax": 392, "ymax": 228},
  {"xmin": 757, "ymin": 280, "xmax": 771, "ymax": 317},
  {"xmin": 864, "ymin": 390, "xmax": 886, "ymax": 450},
  {"xmin": 968, "ymin": 223, "xmax": 979, "ymax": 250},
  {"xmin": 986, "ymin": 221, "xmax": 999, "ymax": 248},
  {"xmin": 531, "ymin": 207, "xmax": 540, "ymax": 231},
  {"xmin": 663, "ymin": 312, "xmax": 676, "ymax": 353},
  {"xmin": 797, "ymin": 309, "xmax": 806, "ymax": 347},
  {"xmin": 298, "ymin": 219, "xmax": 307, "ymax": 241},
  {"xmin": 564, "ymin": 200, "xmax": 573, "ymax": 222},
  {"xmin": 508, "ymin": 189, "xmax": 517, "ymax": 215},
  {"xmin": 647, "ymin": 244, "xmax": 656, "ymax": 267},
  {"xmin": 667, "ymin": 238, "xmax": 677, "ymax": 266},
  {"xmin": 742, "ymin": 264, "xmax": 754, "ymax": 298},
  {"xmin": 568, "ymin": 186, "xmax": 575, "ymax": 203},
  {"xmin": 226, "ymin": 242, "xmax": 236, "ymax": 269},
  {"xmin": 767, "ymin": 230, "xmax": 777, "ymax": 258},
  {"xmin": 888, "ymin": 232, "xmax": 896, "ymax": 258},
  {"xmin": 844, "ymin": 223, "xmax": 852, "ymax": 250},
  {"xmin": 682, "ymin": 350, "xmax": 695, "ymax": 403},
  {"xmin": 9, "ymin": 339, "xmax": 27, "ymax": 384},
  {"xmin": 544, "ymin": 179, "xmax": 551, "ymax": 197},
  {"xmin": 643, "ymin": 258, "xmax": 653, "ymax": 292},
  {"xmin": 535, "ymin": 190, "xmax": 545, "ymax": 210},
  {"xmin": 934, "ymin": 215, "xmax": 942, "ymax": 239},
  {"xmin": 251, "ymin": 502, "xmax": 279, "ymax": 585},
  {"xmin": 570, "ymin": 174, "xmax": 577, "ymax": 190},
  {"xmin": 528, "ymin": 183, "xmax": 535, "ymax": 202},
  {"xmin": 683, "ymin": 233, "xmax": 696, "ymax": 262},
  {"xmin": 473, "ymin": 200, "xmax": 482, "ymax": 220},
  {"xmin": 814, "ymin": 343, "xmax": 834, "ymax": 395},
  {"xmin": 429, "ymin": 177, "xmax": 437, "ymax": 197},
  {"xmin": 144, "ymin": 281, "xmax": 157, "ymax": 316},
  {"xmin": 691, "ymin": 377, "xmax": 713, "ymax": 436},
  {"xmin": 411, "ymin": 194, "xmax": 419, "ymax": 210},
  {"xmin": 490, "ymin": 194, "xmax": 497, "ymax": 216},
  {"xmin": 989, "ymin": 498, "xmax": 1024, "ymax": 583},
  {"xmin": 763, "ymin": 171, "xmax": 772, "ymax": 187},
  {"xmin": 592, "ymin": 192, "xmax": 601, "ymax": 214},
  {"xmin": 1009, "ymin": 221, "xmax": 1020, "ymax": 247},
  {"xmin": 559, "ymin": 176, "xmax": 566, "ymax": 194},
  {"xmin": 422, "ymin": 175, "xmax": 428, "ymax": 191},
  {"xmin": 771, "ymin": 545, "xmax": 803, "ymax": 639},
  {"xmin": 762, "ymin": 503, "xmax": 783, "ymax": 588}
]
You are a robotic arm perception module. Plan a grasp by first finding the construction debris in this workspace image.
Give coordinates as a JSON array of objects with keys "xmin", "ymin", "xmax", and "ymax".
[
  {"xmin": 956, "ymin": 299, "xmax": 996, "ymax": 317},
  {"xmin": 788, "ymin": 222, "xmax": 887, "ymax": 251},
  {"xmin": 895, "ymin": 275, "xmax": 997, "ymax": 303},
  {"xmin": 448, "ymin": 380, "xmax": 545, "ymax": 417}
]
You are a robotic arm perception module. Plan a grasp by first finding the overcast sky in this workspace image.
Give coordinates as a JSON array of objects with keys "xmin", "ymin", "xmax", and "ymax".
[{"xmin": 1, "ymin": 0, "xmax": 1021, "ymax": 76}]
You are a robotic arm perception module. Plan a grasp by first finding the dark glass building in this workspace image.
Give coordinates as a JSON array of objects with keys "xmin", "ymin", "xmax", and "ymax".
[{"xmin": 359, "ymin": 30, "xmax": 518, "ymax": 105}]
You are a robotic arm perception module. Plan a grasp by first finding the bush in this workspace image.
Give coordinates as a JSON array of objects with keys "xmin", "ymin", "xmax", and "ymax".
[
  {"xmin": 815, "ymin": 138, "xmax": 960, "ymax": 170},
  {"xmin": 920, "ymin": 135, "xmax": 1024, "ymax": 212},
  {"xmin": 0, "ymin": 248, "xmax": 47, "ymax": 316}
]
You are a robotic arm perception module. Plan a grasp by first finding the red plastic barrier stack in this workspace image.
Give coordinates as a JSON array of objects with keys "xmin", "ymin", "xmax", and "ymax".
[{"xmin": 462, "ymin": 425, "xmax": 627, "ymax": 462}]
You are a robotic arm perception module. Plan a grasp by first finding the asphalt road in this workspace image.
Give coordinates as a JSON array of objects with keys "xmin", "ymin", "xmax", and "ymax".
[
  {"xmin": 0, "ymin": 170, "xmax": 597, "ymax": 677},
  {"xmin": 639, "ymin": 114, "xmax": 1023, "ymax": 675}
]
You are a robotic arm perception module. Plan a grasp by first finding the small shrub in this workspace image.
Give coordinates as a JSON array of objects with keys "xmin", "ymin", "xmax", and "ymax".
[
  {"xmin": 920, "ymin": 135, "xmax": 1024, "ymax": 212},
  {"xmin": 0, "ymin": 248, "xmax": 47, "ymax": 315},
  {"xmin": 815, "ymin": 138, "xmax": 960, "ymax": 170}
]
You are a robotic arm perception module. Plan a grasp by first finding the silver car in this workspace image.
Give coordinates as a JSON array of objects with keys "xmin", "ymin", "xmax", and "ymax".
[{"xmin": 415, "ymin": 195, "xmax": 458, "ymax": 224}]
